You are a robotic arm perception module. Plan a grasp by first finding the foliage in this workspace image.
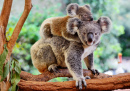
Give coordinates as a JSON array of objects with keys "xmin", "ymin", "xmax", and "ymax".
[
  {"xmin": 9, "ymin": 58, "xmax": 21, "ymax": 91},
  {"xmin": 118, "ymin": 0, "xmax": 130, "ymax": 57},
  {"xmin": 0, "ymin": 44, "xmax": 8, "ymax": 81},
  {"xmin": 0, "ymin": 45, "xmax": 21, "ymax": 91}
]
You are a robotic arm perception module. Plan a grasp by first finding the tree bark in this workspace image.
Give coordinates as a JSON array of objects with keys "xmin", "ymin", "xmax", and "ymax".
[
  {"xmin": 0, "ymin": 0, "xmax": 13, "ymax": 55},
  {"xmin": 18, "ymin": 69, "xmax": 130, "ymax": 91},
  {"xmin": 7, "ymin": 0, "xmax": 32, "ymax": 56},
  {"xmin": 20, "ymin": 69, "xmax": 111, "ymax": 82}
]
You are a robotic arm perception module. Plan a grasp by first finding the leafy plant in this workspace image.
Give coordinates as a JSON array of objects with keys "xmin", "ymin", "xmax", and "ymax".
[
  {"xmin": 0, "ymin": 45, "xmax": 21, "ymax": 91},
  {"xmin": 0, "ymin": 44, "xmax": 8, "ymax": 81},
  {"xmin": 9, "ymin": 58, "xmax": 21, "ymax": 91}
]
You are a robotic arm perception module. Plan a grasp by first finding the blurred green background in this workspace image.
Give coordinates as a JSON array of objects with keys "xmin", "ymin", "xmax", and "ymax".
[{"xmin": 0, "ymin": 0, "xmax": 130, "ymax": 82}]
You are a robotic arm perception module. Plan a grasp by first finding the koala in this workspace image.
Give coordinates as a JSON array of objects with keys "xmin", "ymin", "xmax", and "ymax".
[
  {"xmin": 67, "ymin": 16, "xmax": 112, "ymax": 74},
  {"xmin": 40, "ymin": 3, "xmax": 93, "ymax": 43},
  {"xmin": 31, "ymin": 16, "xmax": 112, "ymax": 90}
]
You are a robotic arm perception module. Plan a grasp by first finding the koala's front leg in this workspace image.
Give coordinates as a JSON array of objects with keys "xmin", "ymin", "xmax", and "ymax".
[
  {"xmin": 65, "ymin": 43, "xmax": 90, "ymax": 90},
  {"xmin": 84, "ymin": 53, "xmax": 99, "ymax": 75}
]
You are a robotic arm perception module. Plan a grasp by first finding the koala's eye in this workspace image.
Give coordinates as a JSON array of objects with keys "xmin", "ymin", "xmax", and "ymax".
[{"xmin": 95, "ymin": 32, "xmax": 99, "ymax": 35}]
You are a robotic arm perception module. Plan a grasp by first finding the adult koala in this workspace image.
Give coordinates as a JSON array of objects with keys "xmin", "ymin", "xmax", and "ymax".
[{"xmin": 31, "ymin": 16, "xmax": 112, "ymax": 90}]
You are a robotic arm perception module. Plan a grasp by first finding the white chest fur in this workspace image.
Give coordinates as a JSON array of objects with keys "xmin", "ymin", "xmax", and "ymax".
[{"xmin": 81, "ymin": 45, "xmax": 97, "ymax": 60}]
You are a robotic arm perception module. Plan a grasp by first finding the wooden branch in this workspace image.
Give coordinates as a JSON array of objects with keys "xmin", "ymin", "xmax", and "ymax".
[
  {"xmin": 18, "ymin": 69, "xmax": 130, "ymax": 91},
  {"xmin": 20, "ymin": 69, "xmax": 111, "ymax": 82},
  {"xmin": 0, "ymin": 0, "xmax": 13, "ymax": 55},
  {"xmin": 0, "ymin": 0, "xmax": 13, "ymax": 30},
  {"xmin": 7, "ymin": 0, "xmax": 32, "ymax": 54},
  {"xmin": 0, "ymin": 26, "xmax": 5, "ymax": 54}
]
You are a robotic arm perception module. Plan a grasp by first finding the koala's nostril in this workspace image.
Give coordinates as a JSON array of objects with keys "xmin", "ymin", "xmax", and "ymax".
[
  {"xmin": 87, "ymin": 33, "xmax": 93, "ymax": 43},
  {"xmin": 88, "ymin": 38, "xmax": 92, "ymax": 43},
  {"xmin": 90, "ymin": 17, "xmax": 93, "ymax": 21},
  {"xmin": 78, "ymin": 21, "xmax": 81, "ymax": 24}
]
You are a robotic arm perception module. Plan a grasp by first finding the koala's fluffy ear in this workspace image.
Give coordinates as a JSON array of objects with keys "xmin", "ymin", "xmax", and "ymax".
[
  {"xmin": 66, "ymin": 3, "xmax": 79, "ymax": 17},
  {"xmin": 67, "ymin": 18, "xmax": 81, "ymax": 35},
  {"xmin": 84, "ymin": 4, "xmax": 91, "ymax": 10},
  {"xmin": 97, "ymin": 16, "xmax": 112, "ymax": 33}
]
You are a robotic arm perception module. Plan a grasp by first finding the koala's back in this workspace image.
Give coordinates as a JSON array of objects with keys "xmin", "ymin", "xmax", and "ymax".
[
  {"xmin": 51, "ymin": 16, "xmax": 70, "ymax": 36},
  {"xmin": 40, "ymin": 16, "xmax": 70, "ymax": 37}
]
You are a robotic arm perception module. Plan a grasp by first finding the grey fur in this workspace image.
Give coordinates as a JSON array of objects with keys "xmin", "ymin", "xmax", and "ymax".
[
  {"xmin": 67, "ymin": 16, "xmax": 112, "ymax": 46},
  {"xmin": 97, "ymin": 16, "xmax": 112, "ymax": 33},
  {"xmin": 66, "ymin": 17, "xmax": 81, "ymax": 34},
  {"xmin": 66, "ymin": 3, "xmax": 79, "ymax": 17},
  {"xmin": 84, "ymin": 4, "xmax": 91, "ymax": 10}
]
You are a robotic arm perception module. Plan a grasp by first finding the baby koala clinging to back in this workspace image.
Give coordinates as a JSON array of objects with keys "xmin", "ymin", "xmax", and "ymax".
[{"xmin": 40, "ymin": 3, "xmax": 93, "ymax": 42}]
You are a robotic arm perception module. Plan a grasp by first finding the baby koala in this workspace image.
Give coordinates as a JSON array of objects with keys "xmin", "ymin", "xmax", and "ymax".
[{"xmin": 40, "ymin": 3, "xmax": 93, "ymax": 42}]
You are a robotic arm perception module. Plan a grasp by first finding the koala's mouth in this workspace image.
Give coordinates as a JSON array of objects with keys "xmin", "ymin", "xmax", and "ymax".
[
  {"xmin": 86, "ymin": 33, "xmax": 95, "ymax": 46},
  {"xmin": 86, "ymin": 41, "xmax": 93, "ymax": 46},
  {"xmin": 86, "ymin": 40, "xmax": 96, "ymax": 46}
]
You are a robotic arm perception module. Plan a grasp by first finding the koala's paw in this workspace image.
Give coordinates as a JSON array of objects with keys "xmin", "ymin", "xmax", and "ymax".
[
  {"xmin": 75, "ymin": 76, "xmax": 88, "ymax": 90},
  {"xmin": 89, "ymin": 68, "xmax": 100, "ymax": 75},
  {"xmin": 48, "ymin": 64, "xmax": 58, "ymax": 73}
]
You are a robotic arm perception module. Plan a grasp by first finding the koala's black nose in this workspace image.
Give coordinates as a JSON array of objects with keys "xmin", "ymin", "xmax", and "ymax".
[
  {"xmin": 88, "ymin": 38, "xmax": 92, "ymax": 43},
  {"xmin": 77, "ymin": 21, "xmax": 82, "ymax": 28},
  {"xmin": 78, "ymin": 21, "xmax": 81, "ymax": 24},
  {"xmin": 87, "ymin": 33, "xmax": 93, "ymax": 43},
  {"xmin": 90, "ymin": 17, "xmax": 93, "ymax": 21},
  {"xmin": 88, "ymin": 16, "xmax": 93, "ymax": 21}
]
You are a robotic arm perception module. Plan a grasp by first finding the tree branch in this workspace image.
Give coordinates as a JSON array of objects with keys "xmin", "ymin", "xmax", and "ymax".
[
  {"xmin": 20, "ymin": 69, "xmax": 111, "ymax": 82},
  {"xmin": 7, "ymin": 0, "xmax": 32, "ymax": 53},
  {"xmin": 0, "ymin": 0, "xmax": 13, "ymax": 55},
  {"xmin": 0, "ymin": 0, "xmax": 13, "ymax": 30},
  {"xmin": 18, "ymin": 69, "xmax": 130, "ymax": 91}
]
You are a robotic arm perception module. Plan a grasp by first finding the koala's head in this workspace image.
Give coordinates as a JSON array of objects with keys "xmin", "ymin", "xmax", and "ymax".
[
  {"xmin": 67, "ymin": 16, "xmax": 112, "ymax": 46},
  {"xmin": 66, "ymin": 3, "xmax": 93, "ymax": 21}
]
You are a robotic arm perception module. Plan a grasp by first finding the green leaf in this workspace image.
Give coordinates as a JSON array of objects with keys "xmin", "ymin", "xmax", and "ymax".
[
  {"xmin": 1, "ymin": 61, "xmax": 10, "ymax": 81},
  {"xmin": 11, "ymin": 72, "xmax": 20, "ymax": 91},
  {"xmin": 13, "ymin": 58, "xmax": 21, "ymax": 74},
  {"xmin": 11, "ymin": 82, "xmax": 17, "ymax": 91},
  {"xmin": 9, "ymin": 58, "xmax": 21, "ymax": 91},
  {"xmin": 0, "ymin": 44, "xmax": 8, "ymax": 80}
]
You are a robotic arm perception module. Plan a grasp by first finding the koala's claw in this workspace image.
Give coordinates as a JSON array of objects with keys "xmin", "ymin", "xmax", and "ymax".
[
  {"xmin": 76, "ymin": 77, "xmax": 87, "ymax": 90},
  {"xmin": 48, "ymin": 64, "xmax": 58, "ymax": 73},
  {"xmin": 85, "ymin": 76, "xmax": 91, "ymax": 79},
  {"xmin": 89, "ymin": 69, "xmax": 100, "ymax": 75}
]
